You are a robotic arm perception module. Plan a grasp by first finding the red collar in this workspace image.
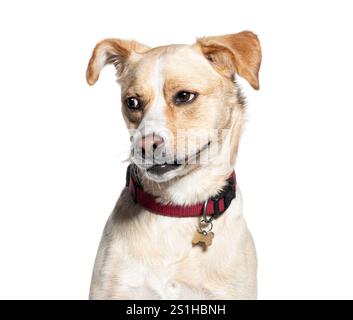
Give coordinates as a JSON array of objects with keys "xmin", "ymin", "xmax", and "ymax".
[{"xmin": 126, "ymin": 164, "xmax": 236, "ymax": 218}]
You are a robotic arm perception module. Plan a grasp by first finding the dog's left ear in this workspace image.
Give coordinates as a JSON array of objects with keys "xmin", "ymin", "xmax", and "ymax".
[
  {"xmin": 197, "ymin": 31, "xmax": 262, "ymax": 90},
  {"xmin": 86, "ymin": 38, "xmax": 149, "ymax": 85}
]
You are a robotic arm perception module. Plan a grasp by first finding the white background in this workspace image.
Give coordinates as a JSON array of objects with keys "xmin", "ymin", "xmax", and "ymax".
[{"xmin": 0, "ymin": 0, "xmax": 352, "ymax": 299}]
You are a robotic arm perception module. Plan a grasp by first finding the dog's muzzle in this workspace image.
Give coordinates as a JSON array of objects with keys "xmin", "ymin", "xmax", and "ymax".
[{"xmin": 132, "ymin": 133, "xmax": 182, "ymax": 175}]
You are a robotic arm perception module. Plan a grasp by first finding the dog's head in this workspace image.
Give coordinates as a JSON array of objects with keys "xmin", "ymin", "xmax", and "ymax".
[{"xmin": 86, "ymin": 31, "xmax": 261, "ymax": 182}]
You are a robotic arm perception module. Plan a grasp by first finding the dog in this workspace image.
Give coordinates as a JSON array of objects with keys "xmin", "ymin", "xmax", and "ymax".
[{"xmin": 86, "ymin": 30, "xmax": 261, "ymax": 299}]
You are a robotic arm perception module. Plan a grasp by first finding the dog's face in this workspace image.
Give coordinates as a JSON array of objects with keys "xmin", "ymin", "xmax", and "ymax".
[{"xmin": 87, "ymin": 32, "xmax": 261, "ymax": 182}]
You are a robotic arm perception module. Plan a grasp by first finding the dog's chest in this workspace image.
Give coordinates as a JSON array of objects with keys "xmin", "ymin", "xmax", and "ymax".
[
  {"xmin": 118, "ymin": 258, "xmax": 209, "ymax": 299},
  {"xmin": 109, "ymin": 212, "xmax": 215, "ymax": 299}
]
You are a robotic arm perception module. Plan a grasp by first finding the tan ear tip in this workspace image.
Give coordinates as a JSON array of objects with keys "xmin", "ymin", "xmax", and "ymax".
[
  {"xmin": 250, "ymin": 71, "xmax": 260, "ymax": 90},
  {"xmin": 248, "ymin": 77, "xmax": 260, "ymax": 90},
  {"xmin": 86, "ymin": 69, "xmax": 98, "ymax": 86},
  {"xmin": 86, "ymin": 77, "xmax": 96, "ymax": 86}
]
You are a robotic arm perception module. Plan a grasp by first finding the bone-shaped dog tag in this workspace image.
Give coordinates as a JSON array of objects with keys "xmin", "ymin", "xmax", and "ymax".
[{"xmin": 192, "ymin": 231, "xmax": 214, "ymax": 247}]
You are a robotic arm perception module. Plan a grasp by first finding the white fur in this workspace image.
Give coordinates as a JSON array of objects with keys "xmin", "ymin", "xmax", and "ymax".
[{"xmin": 135, "ymin": 56, "xmax": 167, "ymax": 141}]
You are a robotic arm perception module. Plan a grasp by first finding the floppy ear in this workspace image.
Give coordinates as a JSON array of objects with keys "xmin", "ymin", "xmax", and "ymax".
[
  {"xmin": 86, "ymin": 38, "xmax": 149, "ymax": 85},
  {"xmin": 197, "ymin": 31, "xmax": 262, "ymax": 90}
]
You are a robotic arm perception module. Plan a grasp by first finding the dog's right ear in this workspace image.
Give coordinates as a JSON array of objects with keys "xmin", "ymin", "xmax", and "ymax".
[{"xmin": 86, "ymin": 39, "xmax": 149, "ymax": 85}]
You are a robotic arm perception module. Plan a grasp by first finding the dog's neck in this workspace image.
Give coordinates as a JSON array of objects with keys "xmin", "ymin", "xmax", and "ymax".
[{"xmin": 142, "ymin": 165, "xmax": 234, "ymax": 206}]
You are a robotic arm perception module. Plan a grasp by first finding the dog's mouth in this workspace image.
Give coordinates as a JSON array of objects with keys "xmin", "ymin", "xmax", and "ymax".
[
  {"xmin": 146, "ymin": 162, "xmax": 182, "ymax": 176},
  {"xmin": 144, "ymin": 141, "xmax": 211, "ymax": 177}
]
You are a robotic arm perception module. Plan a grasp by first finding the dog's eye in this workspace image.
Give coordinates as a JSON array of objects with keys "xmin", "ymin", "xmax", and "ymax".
[
  {"xmin": 173, "ymin": 91, "xmax": 198, "ymax": 105},
  {"xmin": 126, "ymin": 97, "xmax": 141, "ymax": 110}
]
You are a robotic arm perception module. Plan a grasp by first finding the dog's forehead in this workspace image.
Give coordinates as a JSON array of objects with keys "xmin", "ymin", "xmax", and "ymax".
[{"xmin": 131, "ymin": 44, "xmax": 219, "ymax": 85}]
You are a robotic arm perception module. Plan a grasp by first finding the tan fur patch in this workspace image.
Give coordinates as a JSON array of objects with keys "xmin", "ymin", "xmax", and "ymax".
[
  {"xmin": 86, "ymin": 38, "xmax": 149, "ymax": 85},
  {"xmin": 197, "ymin": 31, "xmax": 262, "ymax": 90}
]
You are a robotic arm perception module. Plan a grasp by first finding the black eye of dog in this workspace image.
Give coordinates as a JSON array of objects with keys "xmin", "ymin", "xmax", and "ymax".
[
  {"xmin": 174, "ymin": 91, "xmax": 198, "ymax": 105},
  {"xmin": 126, "ymin": 97, "xmax": 140, "ymax": 110}
]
